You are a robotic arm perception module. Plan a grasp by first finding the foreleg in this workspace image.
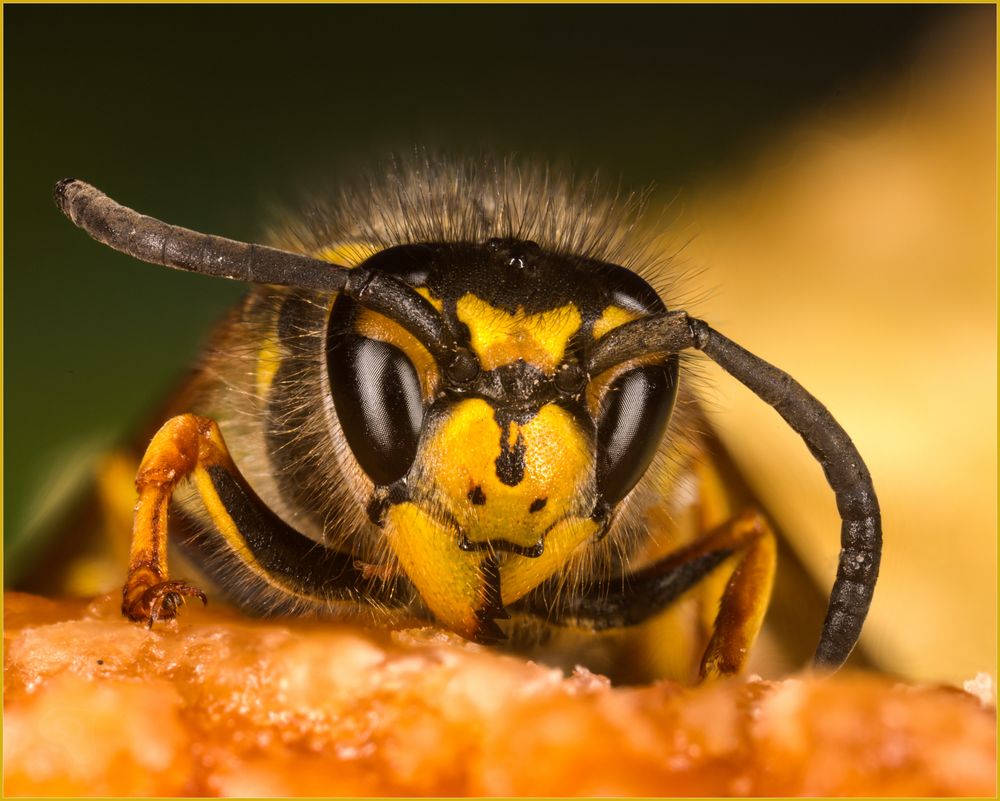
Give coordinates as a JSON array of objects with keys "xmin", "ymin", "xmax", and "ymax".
[{"xmin": 123, "ymin": 414, "xmax": 405, "ymax": 625}]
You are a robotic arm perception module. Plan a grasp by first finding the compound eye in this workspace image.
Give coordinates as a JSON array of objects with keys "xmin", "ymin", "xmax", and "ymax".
[
  {"xmin": 328, "ymin": 335, "xmax": 424, "ymax": 486},
  {"xmin": 595, "ymin": 361, "xmax": 678, "ymax": 506}
]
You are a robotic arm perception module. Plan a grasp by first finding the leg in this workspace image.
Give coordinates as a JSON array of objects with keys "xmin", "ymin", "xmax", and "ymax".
[
  {"xmin": 606, "ymin": 443, "xmax": 740, "ymax": 684},
  {"xmin": 123, "ymin": 415, "xmax": 211, "ymax": 624},
  {"xmin": 123, "ymin": 414, "xmax": 406, "ymax": 626},
  {"xmin": 698, "ymin": 512, "xmax": 776, "ymax": 679},
  {"xmin": 515, "ymin": 509, "xmax": 776, "ymax": 679}
]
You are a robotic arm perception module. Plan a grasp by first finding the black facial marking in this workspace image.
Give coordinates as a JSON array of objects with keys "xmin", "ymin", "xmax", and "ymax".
[
  {"xmin": 472, "ymin": 555, "xmax": 510, "ymax": 645},
  {"xmin": 459, "ymin": 534, "xmax": 544, "ymax": 558},
  {"xmin": 471, "ymin": 362, "xmax": 553, "ymax": 414},
  {"xmin": 356, "ymin": 241, "xmax": 666, "ymax": 319},
  {"xmin": 529, "ymin": 497, "xmax": 547, "ymax": 513},
  {"xmin": 468, "ymin": 485, "xmax": 487, "ymax": 506},
  {"xmin": 365, "ymin": 481, "xmax": 410, "ymax": 527},
  {"xmin": 495, "ymin": 419, "xmax": 527, "ymax": 486}
]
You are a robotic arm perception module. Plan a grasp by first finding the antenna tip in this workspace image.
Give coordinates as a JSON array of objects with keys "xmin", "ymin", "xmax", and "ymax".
[{"xmin": 53, "ymin": 178, "xmax": 82, "ymax": 214}]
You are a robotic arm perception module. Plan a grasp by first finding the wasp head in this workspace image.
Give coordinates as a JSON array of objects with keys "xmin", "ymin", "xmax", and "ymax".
[{"xmin": 327, "ymin": 241, "xmax": 678, "ymax": 642}]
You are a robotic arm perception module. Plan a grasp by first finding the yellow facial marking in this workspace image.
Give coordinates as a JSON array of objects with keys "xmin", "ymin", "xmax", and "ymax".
[
  {"xmin": 456, "ymin": 294, "xmax": 582, "ymax": 375},
  {"xmin": 420, "ymin": 398, "xmax": 592, "ymax": 549},
  {"xmin": 587, "ymin": 305, "xmax": 659, "ymax": 416},
  {"xmin": 384, "ymin": 398, "xmax": 599, "ymax": 635},
  {"xmin": 592, "ymin": 305, "xmax": 640, "ymax": 340},
  {"xmin": 383, "ymin": 502, "xmax": 487, "ymax": 639},
  {"xmin": 415, "ymin": 286, "xmax": 444, "ymax": 312},
  {"xmin": 499, "ymin": 516, "xmax": 599, "ymax": 605}
]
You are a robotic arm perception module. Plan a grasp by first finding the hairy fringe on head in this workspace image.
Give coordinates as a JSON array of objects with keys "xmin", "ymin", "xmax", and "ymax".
[{"xmin": 268, "ymin": 153, "xmax": 689, "ymax": 307}]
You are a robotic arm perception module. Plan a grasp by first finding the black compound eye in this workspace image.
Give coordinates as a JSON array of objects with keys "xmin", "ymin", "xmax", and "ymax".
[
  {"xmin": 327, "ymin": 335, "xmax": 424, "ymax": 486},
  {"xmin": 595, "ymin": 360, "xmax": 678, "ymax": 506}
]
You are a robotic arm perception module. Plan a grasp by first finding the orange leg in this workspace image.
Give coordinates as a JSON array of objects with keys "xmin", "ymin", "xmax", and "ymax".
[
  {"xmin": 694, "ymin": 510, "xmax": 777, "ymax": 679},
  {"xmin": 618, "ymin": 508, "xmax": 777, "ymax": 679},
  {"xmin": 122, "ymin": 415, "xmax": 221, "ymax": 625},
  {"xmin": 123, "ymin": 413, "xmax": 406, "ymax": 627}
]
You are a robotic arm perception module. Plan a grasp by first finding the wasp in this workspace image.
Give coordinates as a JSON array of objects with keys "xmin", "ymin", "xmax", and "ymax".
[{"xmin": 52, "ymin": 161, "xmax": 881, "ymax": 681}]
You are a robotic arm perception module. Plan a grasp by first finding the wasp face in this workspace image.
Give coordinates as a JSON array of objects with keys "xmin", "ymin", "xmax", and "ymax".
[
  {"xmin": 419, "ymin": 397, "xmax": 594, "ymax": 557},
  {"xmin": 327, "ymin": 241, "xmax": 678, "ymax": 641}
]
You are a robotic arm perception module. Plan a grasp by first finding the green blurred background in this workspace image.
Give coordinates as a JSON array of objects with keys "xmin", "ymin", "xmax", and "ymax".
[{"xmin": 4, "ymin": 3, "xmax": 987, "ymax": 659}]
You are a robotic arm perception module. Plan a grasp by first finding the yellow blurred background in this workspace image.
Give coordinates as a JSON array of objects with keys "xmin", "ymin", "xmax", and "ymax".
[{"xmin": 666, "ymin": 14, "xmax": 995, "ymax": 686}]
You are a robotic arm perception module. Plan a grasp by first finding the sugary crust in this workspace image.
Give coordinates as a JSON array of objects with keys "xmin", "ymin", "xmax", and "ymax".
[{"xmin": 4, "ymin": 592, "xmax": 995, "ymax": 797}]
